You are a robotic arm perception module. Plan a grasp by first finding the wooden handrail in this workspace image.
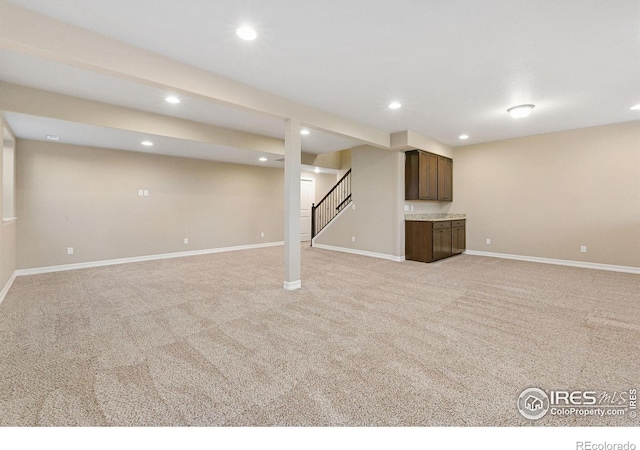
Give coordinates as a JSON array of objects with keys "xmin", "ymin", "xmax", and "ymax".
[{"xmin": 311, "ymin": 169, "xmax": 352, "ymax": 244}]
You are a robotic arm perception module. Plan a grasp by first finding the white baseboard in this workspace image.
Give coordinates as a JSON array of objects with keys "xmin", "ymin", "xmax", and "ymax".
[
  {"xmin": 463, "ymin": 250, "xmax": 640, "ymax": 274},
  {"xmin": 15, "ymin": 241, "xmax": 285, "ymax": 276},
  {"xmin": 0, "ymin": 271, "xmax": 17, "ymax": 305},
  {"xmin": 283, "ymin": 280, "xmax": 302, "ymax": 290},
  {"xmin": 313, "ymin": 243, "xmax": 405, "ymax": 262}
]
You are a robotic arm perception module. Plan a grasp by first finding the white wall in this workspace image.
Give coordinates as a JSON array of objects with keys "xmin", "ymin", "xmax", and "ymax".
[
  {"xmin": 16, "ymin": 139, "xmax": 336, "ymax": 269},
  {"xmin": 0, "ymin": 117, "xmax": 17, "ymax": 293},
  {"xmin": 452, "ymin": 121, "xmax": 640, "ymax": 267},
  {"xmin": 314, "ymin": 145, "xmax": 404, "ymax": 258}
]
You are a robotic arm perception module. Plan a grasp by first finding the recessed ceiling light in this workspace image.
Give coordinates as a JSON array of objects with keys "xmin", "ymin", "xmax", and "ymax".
[
  {"xmin": 236, "ymin": 26, "xmax": 257, "ymax": 41},
  {"xmin": 165, "ymin": 96, "xmax": 180, "ymax": 104},
  {"xmin": 314, "ymin": 167, "xmax": 320, "ymax": 173},
  {"xmin": 46, "ymin": 135, "xmax": 60, "ymax": 141},
  {"xmin": 300, "ymin": 129, "xmax": 310, "ymax": 135},
  {"xmin": 459, "ymin": 134, "xmax": 469, "ymax": 140},
  {"xmin": 259, "ymin": 157, "xmax": 267, "ymax": 162},
  {"xmin": 388, "ymin": 102, "xmax": 402, "ymax": 110},
  {"xmin": 507, "ymin": 104, "xmax": 535, "ymax": 118},
  {"xmin": 141, "ymin": 140, "xmax": 153, "ymax": 146},
  {"xmin": 630, "ymin": 104, "xmax": 640, "ymax": 110}
]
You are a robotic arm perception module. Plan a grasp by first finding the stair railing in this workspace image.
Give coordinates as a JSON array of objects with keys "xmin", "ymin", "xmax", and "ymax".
[{"xmin": 311, "ymin": 169, "xmax": 351, "ymax": 244}]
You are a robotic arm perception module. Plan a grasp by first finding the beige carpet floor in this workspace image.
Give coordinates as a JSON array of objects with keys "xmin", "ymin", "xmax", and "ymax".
[{"xmin": 0, "ymin": 246, "xmax": 638, "ymax": 426}]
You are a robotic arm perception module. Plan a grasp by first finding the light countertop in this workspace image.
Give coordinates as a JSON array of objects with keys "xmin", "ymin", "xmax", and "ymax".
[{"xmin": 404, "ymin": 213, "xmax": 466, "ymax": 222}]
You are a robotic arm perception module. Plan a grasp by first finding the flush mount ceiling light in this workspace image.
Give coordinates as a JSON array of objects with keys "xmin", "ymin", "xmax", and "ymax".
[
  {"xmin": 388, "ymin": 102, "xmax": 402, "ymax": 110},
  {"xmin": 141, "ymin": 140, "xmax": 154, "ymax": 146},
  {"xmin": 46, "ymin": 135, "xmax": 60, "ymax": 141},
  {"xmin": 300, "ymin": 129, "xmax": 310, "ymax": 135},
  {"xmin": 236, "ymin": 26, "xmax": 257, "ymax": 41},
  {"xmin": 165, "ymin": 96, "xmax": 180, "ymax": 104},
  {"xmin": 459, "ymin": 134, "xmax": 469, "ymax": 140},
  {"xmin": 507, "ymin": 104, "xmax": 535, "ymax": 118},
  {"xmin": 259, "ymin": 157, "xmax": 267, "ymax": 162},
  {"xmin": 630, "ymin": 104, "xmax": 640, "ymax": 110},
  {"xmin": 314, "ymin": 167, "xmax": 320, "ymax": 173}
]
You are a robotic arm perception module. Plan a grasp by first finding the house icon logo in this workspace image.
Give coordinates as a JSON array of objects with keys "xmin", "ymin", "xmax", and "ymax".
[
  {"xmin": 517, "ymin": 388, "xmax": 550, "ymax": 420},
  {"xmin": 525, "ymin": 395, "xmax": 543, "ymax": 411}
]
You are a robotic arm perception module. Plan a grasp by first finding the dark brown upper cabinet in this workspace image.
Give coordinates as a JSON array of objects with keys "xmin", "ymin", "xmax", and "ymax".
[
  {"xmin": 437, "ymin": 156, "xmax": 453, "ymax": 201},
  {"xmin": 405, "ymin": 150, "xmax": 453, "ymax": 202}
]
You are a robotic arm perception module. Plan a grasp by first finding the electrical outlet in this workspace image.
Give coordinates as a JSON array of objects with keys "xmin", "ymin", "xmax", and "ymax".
[
  {"xmin": 143, "ymin": 190, "xmax": 149, "ymax": 197},
  {"xmin": 352, "ymin": 204, "xmax": 356, "ymax": 210},
  {"xmin": 260, "ymin": 232, "xmax": 265, "ymax": 238},
  {"xmin": 138, "ymin": 189, "xmax": 144, "ymax": 196},
  {"xmin": 411, "ymin": 205, "xmax": 414, "ymax": 211},
  {"xmin": 352, "ymin": 236, "xmax": 356, "ymax": 242},
  {"xmin": 404, "ymin": 205, "xmax": 409, "ymax": 211},
  {"xmin": 67, "ymin": 247, "xmax": 74, "ymax": 255},
  {"xmin": 486, "ymin": 238, "xmax": 491, "ymax": 245},
  {"xmin": 184, "ymin": 238, "xmax": 189, "ymax": 244},
  {"xmin": 580, "ymin": 245, "xmax": 587, "ymax": 253}
]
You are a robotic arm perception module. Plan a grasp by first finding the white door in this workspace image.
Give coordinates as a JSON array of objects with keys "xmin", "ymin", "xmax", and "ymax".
[{"xmin": 300, "ymin": 179, "xmax": 315, "ymax": 241}]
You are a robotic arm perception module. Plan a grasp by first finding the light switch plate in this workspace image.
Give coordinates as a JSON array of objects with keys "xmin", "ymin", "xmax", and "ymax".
[
  {"xmin": 143, "ymin": 190, "xmax": 149, "ymax": 197},
  {"xmin": 67, "ymin": 247, "xmax": 74, "ymax": 255}
]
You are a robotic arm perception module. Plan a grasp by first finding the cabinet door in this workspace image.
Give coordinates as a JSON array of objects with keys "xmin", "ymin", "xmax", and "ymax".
[
  {"xmin": 451, "ymin": 226, "xmax": 466, "ymax": 255},
  {"xmin": 437, "ymin": 156, "xmax": 453, "ymax": 201},
  {"xmin": 432, "ymin": 228, "xmax": 452, "ymax": 260},
  {"xmin": 419, "ymin": 152, "xmax": 438, "ymax": 200},
  {"xmin": 405, "ymin": 151, "xmax": 419, "ymax": 200},
  {"xmin": 405, "ymin": 221, "xmax": 433, "ymax": 262}
]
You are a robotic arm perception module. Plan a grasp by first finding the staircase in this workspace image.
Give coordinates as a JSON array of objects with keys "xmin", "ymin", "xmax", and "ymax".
[{"xmin": 311, "ymin": 169, "xmax": 351, "ymax": 244}]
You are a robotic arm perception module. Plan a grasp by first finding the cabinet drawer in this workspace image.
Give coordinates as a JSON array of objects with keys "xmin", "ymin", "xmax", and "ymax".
[
  {"xmin": 451, "ymin": 220, "xmax": 466, "ymax": 227},
  {"xmin": 432, "ymin": 221, "xmax": 451, "ymax": 229}
]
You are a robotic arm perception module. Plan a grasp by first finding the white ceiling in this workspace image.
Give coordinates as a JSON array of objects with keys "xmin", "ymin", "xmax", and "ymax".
[
  {"xmin": 0, "ymin": 49, "xmax": 362, "ymax": 155},
  {"xmin": 3, "ymin": 112, "xmax": 338, "ymax": 174},
  {"xmin": 3, "ymin": 112, "xmax": 275, "ymax": 166},
  {"xmin": 3, "ymin": 0, "xmax": 640, "ymax": 152},
  {"xmin": 0, "ymin": 49, "xmax": 285, "ymax": 140}
]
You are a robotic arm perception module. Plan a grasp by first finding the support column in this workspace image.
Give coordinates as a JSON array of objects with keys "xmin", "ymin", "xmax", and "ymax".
[{"xmin": 283, "ymin": 119, "xmax": 302, "ymax": 290}]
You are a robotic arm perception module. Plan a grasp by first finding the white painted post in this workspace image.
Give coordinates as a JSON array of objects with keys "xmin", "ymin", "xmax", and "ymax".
[{"xmin": 283, "ymin": 119, "xmax": 302, "ymax": 290}]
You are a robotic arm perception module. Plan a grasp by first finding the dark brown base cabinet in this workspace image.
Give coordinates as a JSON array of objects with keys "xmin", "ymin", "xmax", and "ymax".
[
  {"xmin": 405, "ymin": 220, "xmax": 465, "ymax": 263},
  {"xmin": 451, "ymin": 222, "xmax": 466, "ymax": 255}
]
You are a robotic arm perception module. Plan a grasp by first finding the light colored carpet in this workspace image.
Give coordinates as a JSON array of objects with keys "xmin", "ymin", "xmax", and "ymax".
[{"xmin": 0, "ymin": 246, "xmax": 638, "ymax": 426}]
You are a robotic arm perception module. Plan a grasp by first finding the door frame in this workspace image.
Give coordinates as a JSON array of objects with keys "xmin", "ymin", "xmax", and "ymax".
[{"xmin": 300, "ymin": 177, "xmax": 316, "ymax": 242}]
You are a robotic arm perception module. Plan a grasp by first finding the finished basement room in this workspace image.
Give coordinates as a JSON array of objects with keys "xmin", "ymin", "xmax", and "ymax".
[{"xmin": 0, "ymin": 0, "xmax": 638, "ymax": 447}]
